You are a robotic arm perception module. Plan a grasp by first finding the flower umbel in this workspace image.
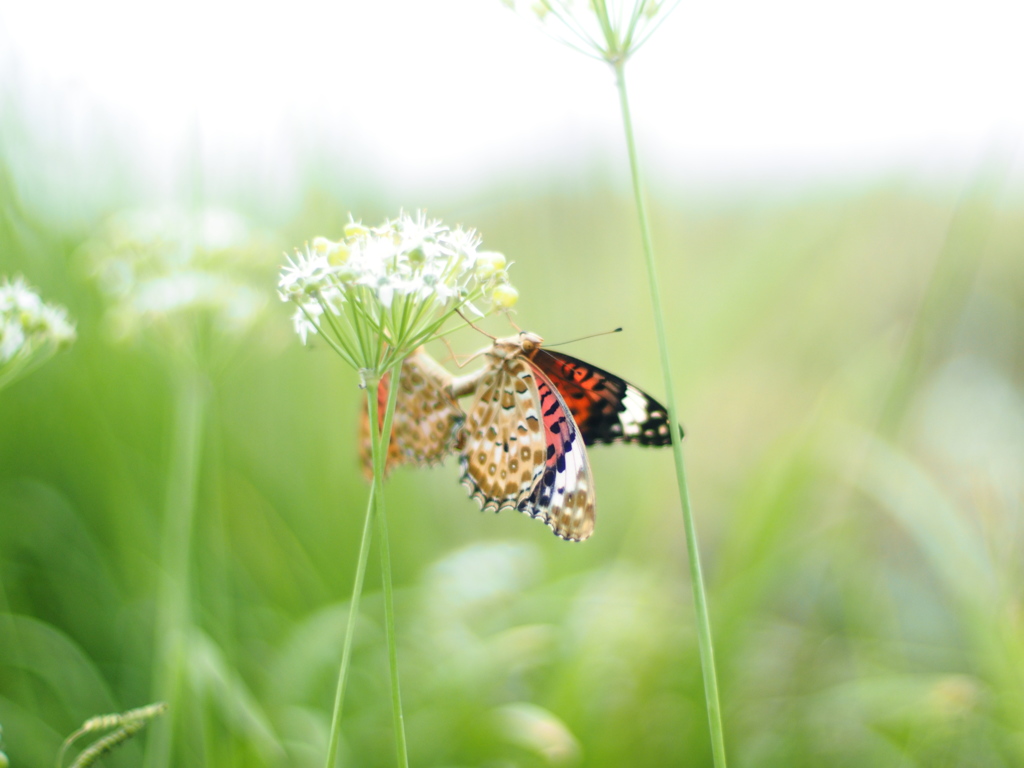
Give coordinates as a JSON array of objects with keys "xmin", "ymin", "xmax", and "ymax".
[
  {"xmin": 79, "ymin": 208, "xmax": 269, "ymax": 344},
  {"xmin": 501, "ymin": 0, "xmax": 679, "ymax": 62},
  {"xmin": 279, "ymin": 211, "xmax": 516, "ymax": 375},
  {"xmin": 0, "ymin": 276, "xmax": 76, "ymax": 391}
]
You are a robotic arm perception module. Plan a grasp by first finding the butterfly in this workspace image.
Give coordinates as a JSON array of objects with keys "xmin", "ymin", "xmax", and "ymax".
[
  {"xmin": 358, "ymin": 347, "xmax": 469, "ymax": 479},
  {"xmin": 459, "ymin": 332, "xmax": 676, "ymax": 541}
]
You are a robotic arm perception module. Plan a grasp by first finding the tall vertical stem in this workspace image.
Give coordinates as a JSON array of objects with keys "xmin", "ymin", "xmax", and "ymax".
[
  {"xmin": 367, "ymin": 364, "xmax": 409, "ymax": 768},
  {"xmin": 145, "ymin": 366, "xmax": 209, "ymax": 768},
  {"xmin": 613, "ymin": 60, "xmax": 728, "ymax": 767}
]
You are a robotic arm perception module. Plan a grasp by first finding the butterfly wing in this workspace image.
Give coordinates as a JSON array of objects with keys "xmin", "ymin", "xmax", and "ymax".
[
  {"xmin": 358, "ymin": 370, "xmax": 404, "ymax": 478},
  {"xmin": 520, "ymin": 362, "xmax": 595, "ymax": 541},
  {"xmin": 531, "ymin": 349, "xmax": 675, "ymax": 447},
  {"xmin": 359, "ymin": 349, "xmax": 466, "ymax": 479},
  {"xmin": 460, "ymin": 357, "xmax": 595, "ymax": 542},
  {"xmin": 460, "ymin": 358, "xmax": 547, "ymax": 513}
]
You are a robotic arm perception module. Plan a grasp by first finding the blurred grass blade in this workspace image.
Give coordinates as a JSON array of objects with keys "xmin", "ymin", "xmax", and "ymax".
[
  {"xmin": 840, "ymin": 427, "xmax": 995, "ymax": 608},
  {"xmin": 186, "ymin": 630, "xmax": 286, "ymax": 764},
  {"xmin": 147, "ymin": 368, "xmax": 210, "ymax": 768}
]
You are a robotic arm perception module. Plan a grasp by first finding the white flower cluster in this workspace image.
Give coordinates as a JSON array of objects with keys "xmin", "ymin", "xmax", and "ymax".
[
  {"xmin": 500, "ymin": 0, "xmax": 673, "ymax": 61},
  {"xmin": 279, "ymin": 211, "xmax": 517, "ymax": 371},
  {"xmin": 0, "ymin": 276, "xmax": 76, "ymax": 390},
  {"xmin": 79, "ymin": 208, "xmax": 268, "ymax": 341}
]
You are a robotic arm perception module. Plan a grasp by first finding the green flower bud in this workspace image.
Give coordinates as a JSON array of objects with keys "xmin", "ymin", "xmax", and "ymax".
[
  {"xmin": 344, "ymin": 222, "xmax": 369, "ymax": 240},
  {"xmin": 491, "ymin": 283, "xmax": 519, "ymax": 309},
  {"xmin": 311, "ymin": 236, "xmax": 335, "ymax": 255},
  {"xmin": 476, "ymin": 251, "xmax": 507, "ymax": 278},
  {"xmin": 408, "ymin": 245, "xmax": 426, "ymax": 266}
]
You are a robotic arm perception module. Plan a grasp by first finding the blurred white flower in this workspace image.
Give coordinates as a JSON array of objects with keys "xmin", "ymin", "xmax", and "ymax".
[
  {"xmin": 80, "ymin": 208, "xmax": 269, "ymax": 343},
  {"xmin": 279, "ymin": 211, "xmax": 516, "ymax": 373},
  {"xmin": 501, "ymin": 0, "xmax": 677, "ymax": 62},
  {"xmin": 0, "ymin": 276, "xmax": 76, "ymax": 391}
]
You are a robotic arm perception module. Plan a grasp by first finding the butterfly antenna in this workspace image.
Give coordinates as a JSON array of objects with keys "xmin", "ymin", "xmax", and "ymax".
[
  {"xmin": 456, "ymin": 309, "xmax": 497, "ymax": 341},
  {"xmin": 545, "ymin": 327, "xmax": 624, "ymax": 348}
]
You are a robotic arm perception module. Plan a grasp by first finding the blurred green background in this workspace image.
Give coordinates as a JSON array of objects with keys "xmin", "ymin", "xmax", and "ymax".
[{"xmin": 3, "ymin": 13, "xmax": 1024, "ymax": 763}]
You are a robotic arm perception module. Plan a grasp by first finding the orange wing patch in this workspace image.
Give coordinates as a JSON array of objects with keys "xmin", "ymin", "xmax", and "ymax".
[{"xmin": 530, "ymin": 348, "xmax": 674, "ymax": 447}]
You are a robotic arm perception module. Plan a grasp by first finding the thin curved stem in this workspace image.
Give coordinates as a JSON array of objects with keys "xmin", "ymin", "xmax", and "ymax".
[
  {"xmin": 613, "ymin": 60, "xmax": 728, "ymax": 767},
  {"xmin": 323, "ymin": 483, "xmax": 376, "ymax": 768}
]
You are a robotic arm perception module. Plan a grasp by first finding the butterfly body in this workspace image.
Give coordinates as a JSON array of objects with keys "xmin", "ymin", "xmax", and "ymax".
[{"xmin": 460, "ymin": 332, "xmax": 674, "ymax": 542}]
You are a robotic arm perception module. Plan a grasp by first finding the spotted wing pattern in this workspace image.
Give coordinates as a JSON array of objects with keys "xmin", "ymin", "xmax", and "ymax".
[
  {"xmin": 458, "ymin": 331, "xmax": 677, "ymax": 541},
  {"xmin": 460, "ymin": 350, "xmax": 596, "ymax": 542},
  {"xmin": 530, "ymin": 349, "xmax": 675, "ymax": 447},
  {"xmin": 359, "ymin": 349, "xmax": 466, "ymax": 479},
  {"xmin": 460, "ymin": 357, "xmax": 547, "ymax": 514}
]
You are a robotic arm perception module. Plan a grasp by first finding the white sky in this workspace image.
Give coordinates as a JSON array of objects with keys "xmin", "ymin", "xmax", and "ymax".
[{"xmin": 2, "ymin": 0, "xmax": 1024, "ymax": 199}]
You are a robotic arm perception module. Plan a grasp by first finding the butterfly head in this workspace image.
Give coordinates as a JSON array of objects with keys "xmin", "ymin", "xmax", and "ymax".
[{"xmin": 491, "ymin": 331, "xmax": 543, "ymax": 360}]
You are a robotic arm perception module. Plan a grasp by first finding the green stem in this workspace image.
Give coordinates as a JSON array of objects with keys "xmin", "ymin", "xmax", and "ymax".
[
  {"xmin": 613, "ymin": 60, "xmax": 728, "ymax": 767},
  {"xmin": 310, "ymin": 300, "xmax": 359, "ymax": 369},
  {"xmin": 323, "ymin": 483, "xmax": 376, "ymax": 768},
  {"xmin": 368, "ymin": 362, "xmax": 410, "ymax": 768},
  {"xmin": 144, "ymin": 367, "xmax": 209, "ymax": 768}
]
